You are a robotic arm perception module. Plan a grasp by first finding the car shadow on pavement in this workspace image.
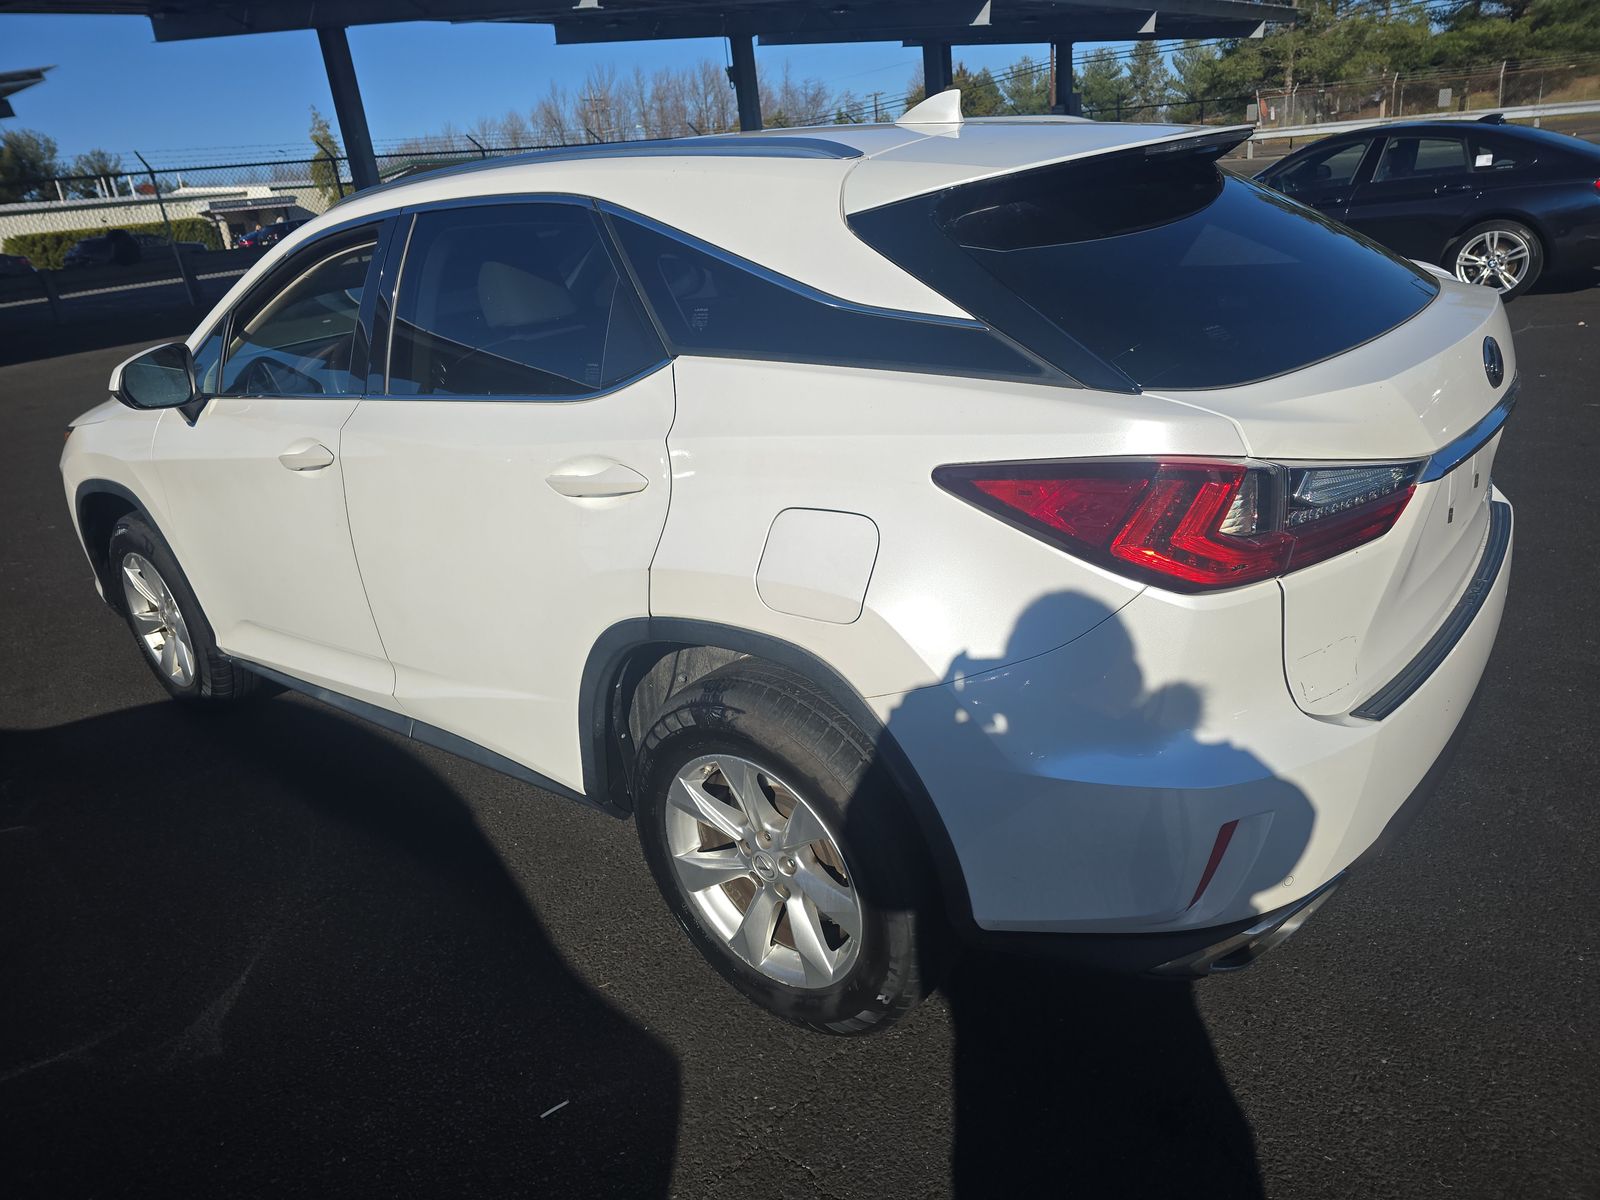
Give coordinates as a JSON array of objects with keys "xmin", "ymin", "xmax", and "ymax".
[
  {"xmin": 868, "ymin": 592, "xmax": 1314, "ymax": 1197},
  {"xmin": 0, "ymin": 701, "xmax": 679, "ymax": 1198}
]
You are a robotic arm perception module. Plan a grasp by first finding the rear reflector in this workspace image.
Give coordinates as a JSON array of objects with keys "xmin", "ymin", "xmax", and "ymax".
[{"xmin": 936, "ymin": 458, "xmax": 1420, "ymax": 592}]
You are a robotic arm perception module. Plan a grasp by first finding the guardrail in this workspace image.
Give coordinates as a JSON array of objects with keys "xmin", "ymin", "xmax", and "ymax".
[{"xmin": 1243, "ymin": 98, "xmax": 1600, "ymax": 154}]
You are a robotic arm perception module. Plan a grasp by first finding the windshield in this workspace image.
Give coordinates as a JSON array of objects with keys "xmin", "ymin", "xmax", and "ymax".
[{"xmin": 850, "ymin": 149, "xmax": 1440, "ymax": 391}]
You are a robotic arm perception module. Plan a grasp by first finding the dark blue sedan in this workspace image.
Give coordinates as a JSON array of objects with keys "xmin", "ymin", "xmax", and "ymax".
[{"xmin": 1256, "ymin": 116, "xmax": 1600, "ymax": 297}]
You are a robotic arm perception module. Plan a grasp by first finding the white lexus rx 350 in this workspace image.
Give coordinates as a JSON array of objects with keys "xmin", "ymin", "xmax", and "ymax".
[{"xmin": 61, "ymin": 101, "xmax": 1515, "ymax": 1034}]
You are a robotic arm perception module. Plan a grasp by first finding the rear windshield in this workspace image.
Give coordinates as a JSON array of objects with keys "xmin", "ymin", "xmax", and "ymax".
[{"xmin": 850, "ymin": 149, "xmax": 1440, "ymax": 391}]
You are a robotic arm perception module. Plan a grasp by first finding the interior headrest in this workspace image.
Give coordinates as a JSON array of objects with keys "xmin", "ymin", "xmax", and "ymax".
[{"xmin": 477, "ymin": 261, "xmax": 577, "ymax": 328}]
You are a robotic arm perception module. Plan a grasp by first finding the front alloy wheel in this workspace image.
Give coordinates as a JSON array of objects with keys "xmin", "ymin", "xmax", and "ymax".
[{"xmin": 120, "ymin": 551, "xmax": 196, "ymax": 687}]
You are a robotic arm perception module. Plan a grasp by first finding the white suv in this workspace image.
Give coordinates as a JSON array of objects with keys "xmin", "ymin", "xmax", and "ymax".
[{"xmin": 61, "ymin": 104, "xmax": 1515, "ymax": 1034}]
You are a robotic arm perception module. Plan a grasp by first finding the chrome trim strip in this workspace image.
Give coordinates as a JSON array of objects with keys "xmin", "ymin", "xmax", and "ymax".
[
  {"xmin": 1351, "ymin": 499, "xmax": 1512, "ymax": 721},
  {"xmin": 598, "ymin": 200, "xmax": 987, "ymax": 330},
  {"xmin": 1419, "ymin": 374, "xmax": 1519, "ymax": 483}
]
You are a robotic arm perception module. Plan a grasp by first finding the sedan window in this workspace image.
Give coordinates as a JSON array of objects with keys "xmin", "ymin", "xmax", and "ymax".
[
  {"xmin": 386, "ymin": 202, "xmax": 664, "ymax": 398},
  {"xmin": 1275, "ymin": 140, "xmax": 1369, "ymax": 194},
  {"xmin": 220, "ymin": 240, "xmax": 375, "ymax": 397},
  {"xmin": 1373, "ymin": 136, "xmax": 1468, "ymax": 182}
]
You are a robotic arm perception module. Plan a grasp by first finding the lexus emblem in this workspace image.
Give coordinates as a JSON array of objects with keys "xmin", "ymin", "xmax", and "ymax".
[{"xmin": 1483, "ymin": 336, "xmax": 1505, "ymax": 388}]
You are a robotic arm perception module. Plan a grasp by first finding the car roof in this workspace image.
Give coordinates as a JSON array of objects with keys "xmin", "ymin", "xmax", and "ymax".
[
  {"xmin": 224, "ymin": 117, "xmax": 1248, "ymax": 336},
  {"xmin": 337, "ymin": 118, "xmax": 1248, "ymax": 217}
]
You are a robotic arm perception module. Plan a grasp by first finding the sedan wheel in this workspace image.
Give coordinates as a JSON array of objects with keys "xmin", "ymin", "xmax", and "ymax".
[
  {"xmin": 1452, "ymin": 221, "xmax": 1543, "ymax": 297},
  {"xmin": 120, "ymin": 551, "xmax": 196, "ymax": 687}
]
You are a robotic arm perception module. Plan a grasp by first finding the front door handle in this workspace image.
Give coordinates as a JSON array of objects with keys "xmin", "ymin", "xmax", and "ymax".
[
  {"xmin": 546, "ymin": 457, "xmax": 650, "ymax": 498},
  {"xmin": 278, "ymin": 440, "xmax": 336, "ymax": 472}
]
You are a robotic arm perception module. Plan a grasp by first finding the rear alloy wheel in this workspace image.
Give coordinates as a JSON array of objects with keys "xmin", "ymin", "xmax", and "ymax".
[
  {"xmin": 635, "ymin": 662, "xmax": 947, "ymax": 1034},
  {"xmin": 1451, "ymin": 220, "xmax": 1543, "ymax": 298},
  {"xmin": 664, "ymin": 753, "xmax": 864, "ymax": 989}
]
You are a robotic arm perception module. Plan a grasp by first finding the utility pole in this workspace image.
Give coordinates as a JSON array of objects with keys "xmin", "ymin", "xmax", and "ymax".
[{"xmin": 869, "ymin": 91, "xmax": 883, "ymax": 123}]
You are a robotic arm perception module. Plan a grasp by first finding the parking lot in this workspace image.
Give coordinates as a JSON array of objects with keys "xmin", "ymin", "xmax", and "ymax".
[{"xmin": 2, "ymin": 280, "xmax": 1597, "ymax": 1198}]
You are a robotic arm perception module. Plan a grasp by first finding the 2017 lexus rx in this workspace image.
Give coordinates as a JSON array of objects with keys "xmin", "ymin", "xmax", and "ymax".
[{"xmin": 62, "ymin": 99, "xmax": 1515, "ymax": 1034}]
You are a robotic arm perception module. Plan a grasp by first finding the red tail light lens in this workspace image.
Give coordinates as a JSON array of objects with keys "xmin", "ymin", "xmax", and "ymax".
[{"xmin": 936, "ymin": 458, "xmax": 1419, "ymax": 592}]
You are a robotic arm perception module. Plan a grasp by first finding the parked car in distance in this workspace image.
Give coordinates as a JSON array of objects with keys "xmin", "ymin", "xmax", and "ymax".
[
  {"xmin": 60, "ymin": 229, "xmax": 204, "ymax": 269},
  {"xmin": 1256, "ymin": 114, "xmax": 1600, "ymax": 297},
  {"xmin": 62, "ymin": 99, "xmax": 1516, "ymax": 1034},
  {"xmin": 235, "ymin": 219, "xmax": 308, "ymax": 249},
  {"xmin": 0, "ymin": 252, "xmax": 35, "ymax": 277},
  {"xmin": 62, "ymin": 228, "xmax": 142, "ymax": 268}
]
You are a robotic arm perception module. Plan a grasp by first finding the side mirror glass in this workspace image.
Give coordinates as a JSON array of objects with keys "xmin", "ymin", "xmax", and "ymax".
[{"xmin": 111, "ymin": 342, "xmax": 197, "ymax": 410}]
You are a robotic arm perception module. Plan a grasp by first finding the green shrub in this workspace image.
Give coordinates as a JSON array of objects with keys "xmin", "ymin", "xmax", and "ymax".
[{"xmin": 2, "ymin": 216, "xmax": 222, "ymax": 270}]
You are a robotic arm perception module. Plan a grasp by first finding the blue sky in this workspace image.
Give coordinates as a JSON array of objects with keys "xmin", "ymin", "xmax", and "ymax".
[{"xmin": 6, "ymin": 15, "xmax": 1081, "ymax": 163}]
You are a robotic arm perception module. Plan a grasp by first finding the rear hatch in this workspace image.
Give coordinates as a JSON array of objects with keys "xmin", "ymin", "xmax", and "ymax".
[
  {"xmin": 847, "ymin": 128, "xmax": 1514, "ymax": 715},
  {"xmin": 1151, "ymin": 283, "xmax": 1513, "ymax": 716}
]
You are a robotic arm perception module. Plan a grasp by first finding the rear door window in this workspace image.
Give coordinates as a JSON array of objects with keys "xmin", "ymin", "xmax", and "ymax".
[
  {"xmin": 1373, "ymin": 136, "xmax": 1468, "ymax": 182},
  {"xmin": 848, "ymin": 146, "xmax": 1440, "ymax": 391},
  {"xmin": 386, "ymin": 201, "xmax": 664, "ymax": 398}
]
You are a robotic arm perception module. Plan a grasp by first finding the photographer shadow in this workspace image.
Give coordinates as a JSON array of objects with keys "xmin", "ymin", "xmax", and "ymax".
[
  {"xmin": 871, "ymin": 591, "xmax": 1316, "ymax": 1197},
  {"xmin": 0, "ymin": 699, "xmax": 679, "ymax": 1198}
]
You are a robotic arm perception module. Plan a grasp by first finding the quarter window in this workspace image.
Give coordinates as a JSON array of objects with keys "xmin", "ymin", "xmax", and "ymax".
[
  {"xmin": 605, "ymin": 209, "xmax": 1053, "ymax": 383},
  {"xmin": 1469, "ymin": 135, "xmax": 1524, "ymax": 171},
  {"xmin": 387, "ymin": 202, "xmax": 663, "ymax": 398},
  {"xmin": 220, "ymin": 238, "xmax": 375, "ymax": 397}
]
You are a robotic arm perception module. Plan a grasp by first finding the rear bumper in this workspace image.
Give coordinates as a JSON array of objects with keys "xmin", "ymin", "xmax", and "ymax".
[{"xmin": 880, "ymin": 491, "xmax": 1513, "ymax": 945}]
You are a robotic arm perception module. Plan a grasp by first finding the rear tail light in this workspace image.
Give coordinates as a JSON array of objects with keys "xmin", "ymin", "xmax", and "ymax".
[{"xmin": 935, "ymin": 458, "xmax": 1421, "ymax": 592}]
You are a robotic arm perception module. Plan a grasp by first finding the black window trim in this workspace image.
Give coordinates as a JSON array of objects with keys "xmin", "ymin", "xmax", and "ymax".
[
  {"xmin": 367, "ymin": 192, "xmax": 673, "ymax": 404},
  {"xmin": 596, "ymin": 198, "xmax": 1071, "ymax": 387}
]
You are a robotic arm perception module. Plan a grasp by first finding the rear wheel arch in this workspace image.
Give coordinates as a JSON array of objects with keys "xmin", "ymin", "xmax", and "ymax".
[
  {"xmin": 579, "ymin": 618, "xmax": 977, "ymax": 934},
  {"xmin": 1450, "ymin": 208, "xmax": 1550, "ymax": 258}
]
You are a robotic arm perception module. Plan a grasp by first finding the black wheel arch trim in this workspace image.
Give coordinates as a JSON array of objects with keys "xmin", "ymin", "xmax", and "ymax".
[
  {"xmin": 579, "ymin": 617, "xmax": 978, "ymax": 933},
  {"xmin": 73, "ymin": 478, "xmax": 162, "ymax": 610}
]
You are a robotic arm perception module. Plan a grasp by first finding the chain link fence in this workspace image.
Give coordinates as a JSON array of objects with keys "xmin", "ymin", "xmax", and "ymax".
[{"xmin": 1256, "ymin": 54, "xmax": 1600, "ymax": 130}]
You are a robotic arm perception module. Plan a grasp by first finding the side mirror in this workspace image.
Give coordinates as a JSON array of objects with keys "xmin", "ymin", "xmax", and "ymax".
[{"xmin": 111, "ymin": 342, "xmax": 197, "ymax": 410}]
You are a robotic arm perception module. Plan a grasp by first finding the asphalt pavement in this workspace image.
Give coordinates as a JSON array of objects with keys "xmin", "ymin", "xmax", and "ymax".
[{"xmin": 2, "ymin": 281, "xmax": 1598, "ymax": 1199}]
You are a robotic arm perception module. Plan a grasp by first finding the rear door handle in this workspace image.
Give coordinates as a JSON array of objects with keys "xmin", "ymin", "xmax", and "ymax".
[
  {"xmin": 278, "ymin": 440, "xmax": 336, "ymax": 472},
  {"xmin": 546, "ymin": 457, "xmax": 650, "ymax": 498},
  {"xmin": 1435, "ymin": 183, "xmax": 1474, "ymax": 195}
]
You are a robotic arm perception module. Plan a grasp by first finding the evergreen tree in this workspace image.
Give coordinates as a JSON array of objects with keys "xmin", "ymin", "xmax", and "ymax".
[
  {"xmin": 309, "ymin": 106, "xmax": 344, "ymax": 201},
  {"xmin": 1000, "ymin": 55, "xmax": 1053, "ymax": 114},
  {"xmin": 1126, "ymin": 41, "xmax": 1173, "ymax": 119},
  {"xmin": 0, "ymin": 129, "xmax": 60, "ymax": 203},
  {"xmin": 1079, "ymin": 48, "xmax": 1133, "ymax": 118}
]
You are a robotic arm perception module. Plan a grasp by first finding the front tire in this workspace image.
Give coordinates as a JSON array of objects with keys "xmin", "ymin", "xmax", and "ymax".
[
  {"xmin": 1450, "ymin": 219, "xmax": 1543, "ymax": 298},
  {"xmin": 107, "ymin": 515, "xmax": 267, "ymax": 703},
  {"xmin": 634, "ymin": 662, "xmax": 947, "ymax": 1035}
]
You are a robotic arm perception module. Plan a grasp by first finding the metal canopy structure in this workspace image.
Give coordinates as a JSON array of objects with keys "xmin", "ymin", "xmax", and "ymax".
[
  {"xmin": 0, "ymin": 65, "xmax": 53, "ymax": 118},
  {"xmin": 1, "ymin": 1, "xmax": 1298, "ymax": 187}
]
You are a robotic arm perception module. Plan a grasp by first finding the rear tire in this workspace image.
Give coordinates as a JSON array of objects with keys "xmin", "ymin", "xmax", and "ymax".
[
  {"xmin": 107, "ymin": 515, "xmax": 268, "ymax": 703},
  {"xmin": 634, "ymin": 661, "xmax": 949, "ymax": 1035},
  {"xmin": 1449, "ymin": 219, "xmax": 1544, "ymax": 298}
]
